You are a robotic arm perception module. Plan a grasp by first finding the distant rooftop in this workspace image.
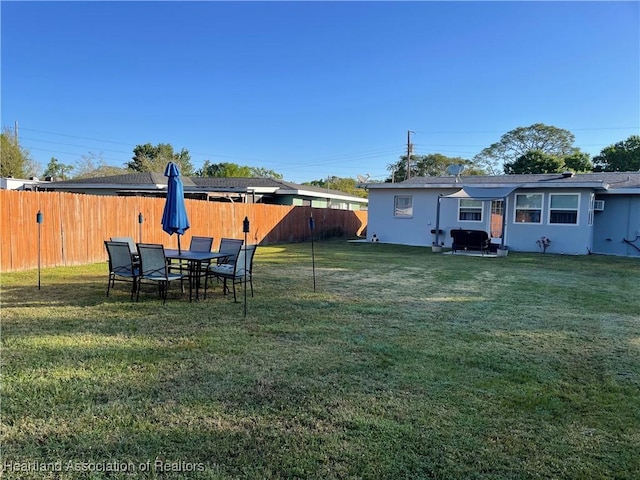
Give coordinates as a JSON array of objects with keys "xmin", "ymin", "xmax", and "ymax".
[
  {"xmin": 39, "ymin": 173, "xmax": 368, "ymax": 201},
  {"xmin": 369, "ymin": 172, "xmax": 640, "ymax": 190}
]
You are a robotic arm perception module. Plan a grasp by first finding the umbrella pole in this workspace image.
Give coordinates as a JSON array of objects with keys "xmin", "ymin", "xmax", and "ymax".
[{"xmin": 178, "ymin": 236, "xmax": 182, "ymax": 254}]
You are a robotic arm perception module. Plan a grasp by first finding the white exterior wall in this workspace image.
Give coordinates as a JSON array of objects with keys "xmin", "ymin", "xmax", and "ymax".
[
  {"xmin": 505, "ymin": 188, "xmax": 594, "ymax": 255},
  {"xmin": 592, "ymin": 195, "xmax": 640, "ymax": 257},
  {"xmin": 0, "ymin": 178, "xmax": 41, "ymax": 190},
  {"xmin": 368, "ymin": 186, "xmax": 597, "ymax": 254},
  {"xmin": 367, "ymin": 188, "xmax": 452, "ymax": 246}
]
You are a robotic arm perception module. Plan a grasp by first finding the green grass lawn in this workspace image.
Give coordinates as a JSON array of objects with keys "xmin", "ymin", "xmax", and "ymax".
[{"xmin": 2, "ymin": 241, "xmax": 639, "ymax": 479}]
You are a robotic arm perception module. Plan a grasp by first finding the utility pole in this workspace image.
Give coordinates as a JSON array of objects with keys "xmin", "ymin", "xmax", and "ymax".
[
  {"xmin": 405, "ymin": 130, "xmax": 414, "ymax": 180},
  {"xmin": 14, "ymin": 121, "xmax": 19, "ymax": 142}
]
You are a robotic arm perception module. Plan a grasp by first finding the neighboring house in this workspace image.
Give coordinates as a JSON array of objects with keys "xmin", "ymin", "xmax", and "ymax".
[
  {"xmin": 29, "ymin": 173, "xmax": 367, "ymax": 211},
  {"xmin": 366, "ymin": 172, "xmax": 640, "ymax": 257},
  {"xmin": 0, "ymin": 177, "xmax": 41, "ymax": 191}
]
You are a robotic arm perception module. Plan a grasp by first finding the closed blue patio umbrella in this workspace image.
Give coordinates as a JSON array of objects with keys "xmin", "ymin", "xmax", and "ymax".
[{"xmin": 161, "ymin": 162, "xmax": 190, "ymax": 253}]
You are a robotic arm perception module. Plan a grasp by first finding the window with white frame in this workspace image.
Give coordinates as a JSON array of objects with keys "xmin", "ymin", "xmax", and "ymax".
[
  {"xmin": 458, "ymin": 199, "xmax": 483, "ymax": 222},
  {"xmin": 394, "ymin": 195, "xmax": 413, "ymax": 217},
  {"xmin": 549, "ymin": 194, "xmax": 579, "ymax": 224},
  {"xmin": 515, "ymin": 193, "xmax": 543, "ymax": 223},
  {"xmin": 329, "ymin": 200, "xmax": 348, "ymax": 210}
]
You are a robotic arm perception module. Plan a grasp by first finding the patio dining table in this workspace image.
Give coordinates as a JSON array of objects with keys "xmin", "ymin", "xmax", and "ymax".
[{"xmin": 164, "ymin": 249, "xmax": 230, "ymax": 301}]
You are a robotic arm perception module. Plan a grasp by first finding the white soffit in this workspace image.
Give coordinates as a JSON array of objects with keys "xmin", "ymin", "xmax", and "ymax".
[{"xmin": 444, "ymin": 186, "xmax": 519, "ymax": 200}]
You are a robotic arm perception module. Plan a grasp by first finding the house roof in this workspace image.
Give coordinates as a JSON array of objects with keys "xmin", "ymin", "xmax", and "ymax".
[
  {"xmin": 40, "ymin": 174, "xmax": 368, "ymax": 203},
  {"xmin": 368, "ymin": 172, "xmax": 640, "ymax": 192},
  {"xmin": 44, "ymin": 172, "xmax": 194, "ymax": 187}
]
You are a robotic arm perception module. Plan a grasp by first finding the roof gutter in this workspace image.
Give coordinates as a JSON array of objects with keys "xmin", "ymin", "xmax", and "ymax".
[
  {"xmin": 368, "ymin": 181, "xmax": 607, "ymax": 190},
  {"xmin": 279, "ymin": 188, "xmax": 368, "ymax": 203}
]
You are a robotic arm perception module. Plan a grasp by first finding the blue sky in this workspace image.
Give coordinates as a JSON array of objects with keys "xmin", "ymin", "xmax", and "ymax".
[{"xmin": 2, "ymin": 1, "xmax": 639, "ymax": 183}]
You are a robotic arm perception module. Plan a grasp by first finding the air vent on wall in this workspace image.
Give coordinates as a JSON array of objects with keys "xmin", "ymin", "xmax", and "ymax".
[{"xmin": 594, "ymin": 200, "xmax": 605, "ymax": 211}]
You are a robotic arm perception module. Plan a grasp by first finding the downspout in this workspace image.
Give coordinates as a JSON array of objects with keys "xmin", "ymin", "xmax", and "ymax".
[
  {"xmin": 435, "ymin": 195, "xmax": 442, "ymax": 246},
  {"xmin": 623, "ymin": 235, "xmax": 640, "ymax": 254}
]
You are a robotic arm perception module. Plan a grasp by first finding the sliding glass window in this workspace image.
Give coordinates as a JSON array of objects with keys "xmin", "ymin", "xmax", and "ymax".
[
  {"xmin": 549, "ymin": 194, "xmax": 579, "ymax": 224},
  {"xmin": 515, "ymin": 193, "xmax": 543, "ymax": 224}
]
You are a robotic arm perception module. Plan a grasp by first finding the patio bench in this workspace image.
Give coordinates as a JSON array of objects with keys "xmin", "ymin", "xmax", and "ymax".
[{"xmin": 450, "ymin": 229, "xmax": 491, "ymax": 254}]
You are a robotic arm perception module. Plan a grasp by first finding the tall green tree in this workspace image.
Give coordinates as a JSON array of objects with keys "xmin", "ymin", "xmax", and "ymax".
[
  {"xmin": 562, "ymin": 151, "xmax": 593, "ymax": 173},
  {"xmin": 127, "ymin": 143, "xmax": 194, "ymax": 175},
  {"xmin": 387, "ymin": 153, "xmax": 485, "ymax": 182},
  {"xmin": 196, "ymin": 161, "xmax": 251, "ymax": 177},
  {"xmin": 593, "ymin": 135, "xmax": 640, "ymax": 172},
  {"xmin": 0, "ymin": 128, "xmax": 38, "ymax": 178},
  {"xmin": 504, "ymin": 149, "xmax": 592, "ymax": 175},
  {"xmin": 474, "ymin": 123, "xmax": 576, "ymax": 174},
  {"xmin": 503, "ymin": 150, "xmax": 565, "ymax": 174},
  {"xmin": 44, "ymin": 157, "xmax": 75, "ymax": 179}
]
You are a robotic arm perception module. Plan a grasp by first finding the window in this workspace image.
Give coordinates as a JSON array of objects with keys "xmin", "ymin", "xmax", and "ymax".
[
  {"xmin": 394, "ymin": 196, "xmax": 413, "ymax": 217},
  {"xmin": 329, "ymin": 200, "xmax": 348, "ymax": 210},
  {"xmin": 515, "ymin": 193, "xmax": 543, "ymax": 223},
  {"xmin": 549, "ymin": 194, "xmax": 579, "ymax": 224},
  {"xmin": 458, "ymin": 199, "xmax": 482, "ymax": 222}
]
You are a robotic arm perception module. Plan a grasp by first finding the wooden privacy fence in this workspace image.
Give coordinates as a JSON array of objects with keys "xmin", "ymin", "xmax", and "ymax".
[{"xmin": 0, "ymin": 190, "xmax": 367, "ymax": 272}]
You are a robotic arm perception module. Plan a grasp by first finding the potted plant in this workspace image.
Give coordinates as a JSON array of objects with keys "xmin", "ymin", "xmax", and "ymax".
[
  {"xmin": 536, "ymin": 236, "xmax": 551, "ymax": 253},
  {"xmin": 496, "ymin": 245, "xmax": 509, "ymax": 257},
  {"xmin": 430, "ymin": 229, "xmax": 444, "ymax": 253}
]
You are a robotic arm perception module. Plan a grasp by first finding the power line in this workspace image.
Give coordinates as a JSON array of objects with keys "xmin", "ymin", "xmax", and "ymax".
[
  {"xmin": 18, "ymin": 126, "xmax": 406, "ymax": 177},
  {"xmin": 19, "ymin": 123, "xmax": 634, "ymax": 180},
  {"xmin": 27, "ymin": 146, "xmax": 125, "ymax": 164},
  {"xmin": 19, "ymin": 136, "xmax": 132, "ymax": 155},
  {"xmin": 20, "ymin": 126, "xmax": 405, "ymax": 168},
  {"xmin": 18, "ymin": 127, "xmax": 136, "ymax": 147},
  {"xmin": 413, "ymin": 126, "xmax": 639, "ymax": 134}
]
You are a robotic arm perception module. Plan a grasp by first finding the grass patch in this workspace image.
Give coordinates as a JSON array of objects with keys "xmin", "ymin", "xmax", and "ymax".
[{"xmin": 2, "ymin": 241, "xmax": 639, "ymax": 479}]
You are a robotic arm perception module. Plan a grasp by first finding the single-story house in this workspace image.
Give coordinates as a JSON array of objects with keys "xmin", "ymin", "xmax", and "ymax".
[
  {"xmin": 366, "ymin": 172, "xmax": 640, "ymax": 257},
  {"xmin": 0, "ymin": 176, "xmax": 42, "ymax": 191},
  {"xmin": 30, "ymin": 173, "xmax": 367, "ymax": 211}
]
